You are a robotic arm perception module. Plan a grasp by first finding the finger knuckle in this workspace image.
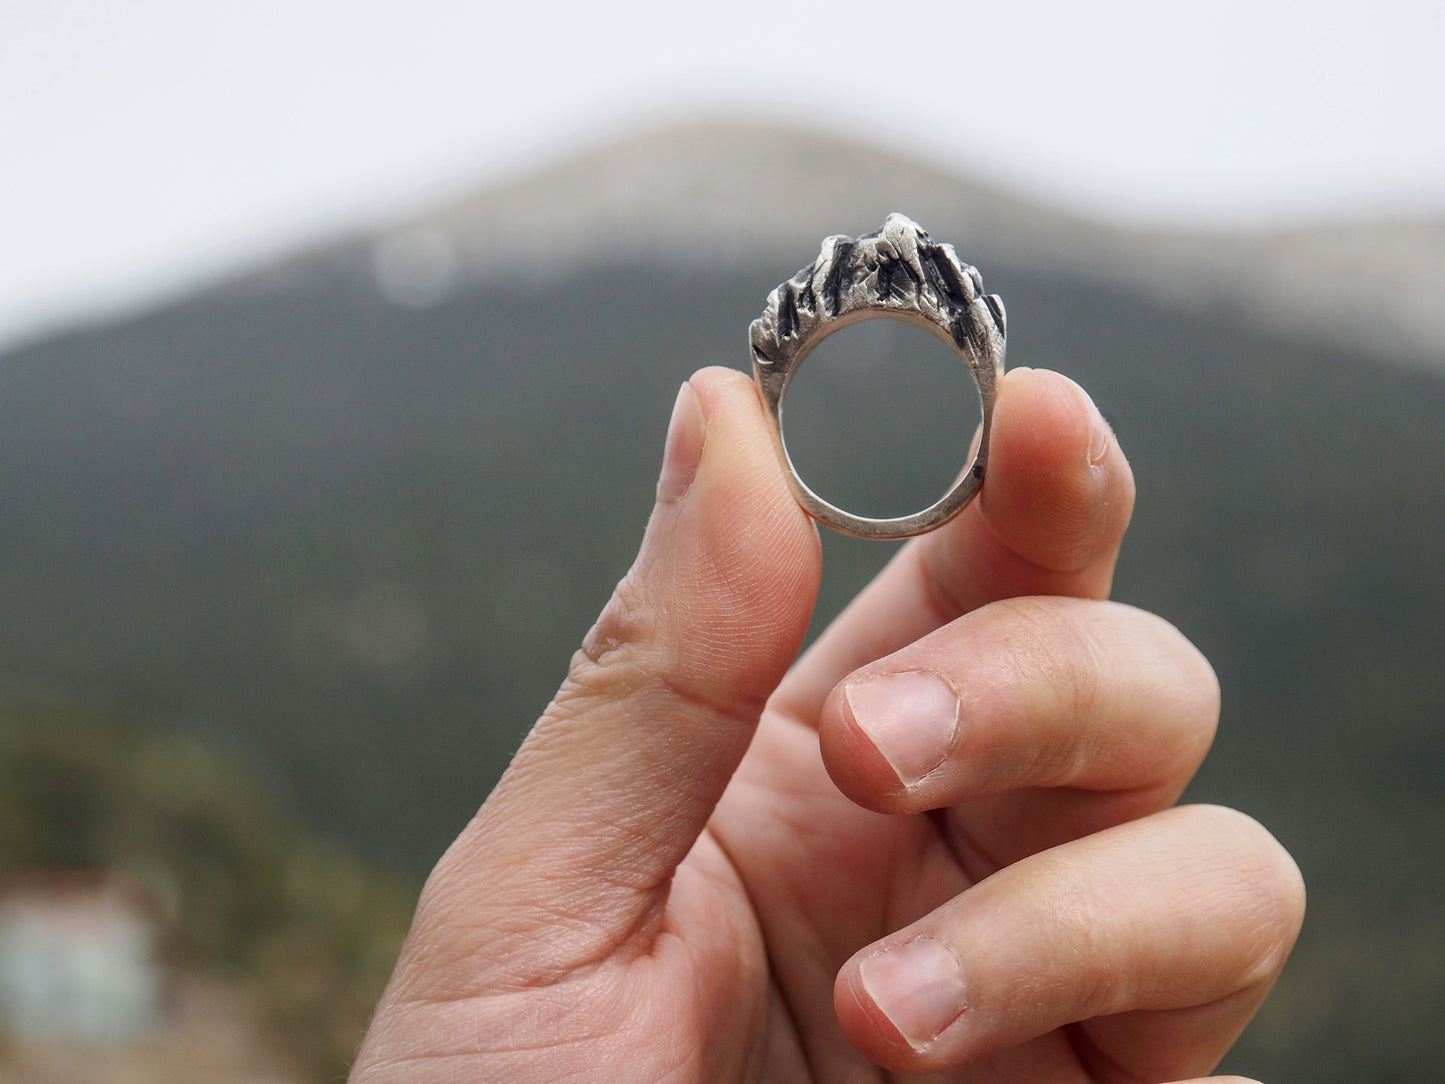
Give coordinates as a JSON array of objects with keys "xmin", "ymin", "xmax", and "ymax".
[
  {"xmin": 560, "ymin": 574, "xmax": 661, "ymax": 708},
  {"xmin": 991, "ymin": 597, "xmax": 1106, "ymax": 783},
  {"xmin": 1123, "ymin": 604, "xmax": 1221, "ymax": 765},
  {"xmin": 1146, "ymin": 608, "xmax": 1220, "ymax": 716},
  {"xmin": 579, "ymin": 573, "xmax": 658, "ymax": 669},
  {"xmin": 1033, "ymin": 853, "xmax": 1132, "ymax": 1019}
]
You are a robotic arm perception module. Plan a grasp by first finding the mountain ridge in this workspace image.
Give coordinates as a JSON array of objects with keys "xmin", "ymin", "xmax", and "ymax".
[{"xmin": 230, "ymin": 117, "xmax": 1445, "ymax": 368}]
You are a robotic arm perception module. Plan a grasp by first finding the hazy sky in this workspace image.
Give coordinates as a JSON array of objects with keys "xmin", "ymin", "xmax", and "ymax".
[{"xmin": 3, "ymin": 0, "xmax": 1442, "ymax": 347}]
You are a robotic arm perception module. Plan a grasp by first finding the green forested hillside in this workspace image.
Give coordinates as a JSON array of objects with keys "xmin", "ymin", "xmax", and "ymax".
[{"xmin": 1, "ymin": 254, "xmax": 1441, "ymax": 1081}]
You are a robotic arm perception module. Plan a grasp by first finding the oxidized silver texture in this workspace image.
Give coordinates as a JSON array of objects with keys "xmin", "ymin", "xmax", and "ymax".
[{"xmin": 750, "ymin": 212, "xmax": 1006, "ymax": 540}]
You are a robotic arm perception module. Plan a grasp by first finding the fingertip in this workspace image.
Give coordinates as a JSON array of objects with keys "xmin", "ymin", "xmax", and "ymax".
[
  {"xmin": 684, "ymin": 365, "xmax": 771, "ymax": 445},
  {"xmin": 992, "ymin": 367, "xmax": 1108, "ymax": 481},
  {"xmin": 685, "ymin": 364, "xmax": 760, "ymax": 414},
  {"xmin": 1184, "ymin": 805, "xmax": 1307, "ymax": 970},
  {"xmin": 981, "ymin": 368, "xmax": 1134, "ymax": 574},
  {"xmin": 641, "ymin": 365, "xmax": 820, "ymax": 704},
  {"xmin": 683, "ymin": 366, "xmax": 815, "ymax": 539}
]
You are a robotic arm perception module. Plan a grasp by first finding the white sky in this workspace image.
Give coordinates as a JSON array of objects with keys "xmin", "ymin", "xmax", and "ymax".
[{"xmin": 2, "ymin": 0, "xmax": 1442, "ymax": 349}]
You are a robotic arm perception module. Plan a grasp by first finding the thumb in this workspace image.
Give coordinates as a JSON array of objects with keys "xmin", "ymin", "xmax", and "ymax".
[{"xmin": 408, "ymin": 366, "xmax": 820, "ymax": 982}]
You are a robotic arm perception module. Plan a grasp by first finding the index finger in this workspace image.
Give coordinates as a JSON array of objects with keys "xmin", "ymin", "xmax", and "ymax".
[{"xmin": 773, "ymin": 367, "xmax": 1135, "ymax": 725}]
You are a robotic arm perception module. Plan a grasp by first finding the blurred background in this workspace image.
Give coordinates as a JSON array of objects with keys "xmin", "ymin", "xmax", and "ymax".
[{"xmin": 2, "ymin": 1, "xmax": 1442, "ymax": 1079}]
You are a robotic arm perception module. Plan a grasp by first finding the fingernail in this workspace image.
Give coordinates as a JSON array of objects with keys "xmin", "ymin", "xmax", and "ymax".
[
  {"xmin": 657, "ymin": 381, "xmax": 705, "ymax": 503},
  {"xmin": 1071, "ymin": 380, "xmax": 1111, "ymax": 465},
  {"xmin": 859, "ymin": 938, "xmax": 967, "ymax": 1049},
  {"xmin": 844, "ymin": 671, "xmax": 959, "ymax": 786}
]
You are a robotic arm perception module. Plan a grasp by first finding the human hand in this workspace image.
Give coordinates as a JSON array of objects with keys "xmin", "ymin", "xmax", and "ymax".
[{"xmin": 349, "ymin": 365, "xmax": 1304, "ymax": 1082}]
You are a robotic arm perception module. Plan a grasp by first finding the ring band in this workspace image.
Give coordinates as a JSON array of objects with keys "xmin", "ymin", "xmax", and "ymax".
[{"xmin": 749, "ymin": 213, "xmax": 1007, "ymax": 540}]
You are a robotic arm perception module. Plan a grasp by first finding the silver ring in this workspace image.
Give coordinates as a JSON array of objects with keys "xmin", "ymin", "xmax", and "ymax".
[{"xmin": 749, "ymin": 213, "xmax": 1007, "ymax": 540}]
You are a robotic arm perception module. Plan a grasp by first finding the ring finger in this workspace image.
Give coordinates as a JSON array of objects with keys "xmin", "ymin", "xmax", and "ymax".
[{"xmin": 833, "ymin": 804, "xmax": 1305, "ymax": 1080}]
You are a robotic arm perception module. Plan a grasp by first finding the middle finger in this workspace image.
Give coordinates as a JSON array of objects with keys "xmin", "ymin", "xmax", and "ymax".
[{"xmin": 817, "ymin": 595, "xmax": 1219, "ymax": 870}]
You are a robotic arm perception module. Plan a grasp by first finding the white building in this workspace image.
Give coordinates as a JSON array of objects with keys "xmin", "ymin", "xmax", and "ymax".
[{"xmin": 0, "ymin": 870, "xmax": 163, "ymax": 1044}]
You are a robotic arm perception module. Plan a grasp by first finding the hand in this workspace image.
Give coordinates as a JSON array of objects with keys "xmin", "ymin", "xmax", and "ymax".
[{"xmin": 349, "ymin": 366, "xmax": 1304, "ymax": 1082}]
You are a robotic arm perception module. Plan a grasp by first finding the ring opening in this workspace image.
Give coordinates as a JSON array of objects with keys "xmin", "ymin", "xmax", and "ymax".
[{"xmin": 779, "ymin": 316, "xmax": 983, "ymax": 521}]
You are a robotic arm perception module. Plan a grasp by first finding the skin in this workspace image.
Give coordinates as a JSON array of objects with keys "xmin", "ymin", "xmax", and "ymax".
[{"xmin": 349, "ymin": 365, "xmax": 1305, "ymax": 1083}]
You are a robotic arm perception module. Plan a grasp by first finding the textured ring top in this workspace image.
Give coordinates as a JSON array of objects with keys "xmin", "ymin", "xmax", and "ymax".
[{"xmin": 749, "ymin": 213, "xmax": 1007, "ymax": 540}]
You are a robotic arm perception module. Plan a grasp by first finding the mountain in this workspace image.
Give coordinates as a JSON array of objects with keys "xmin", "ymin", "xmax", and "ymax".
[
  {"xmin": 251, "ymin": 118, "xmax": 1445, "ymax": 366},
  {"xmin": 1, "ymin": 119, "xmax": 1442, "ymax": 1081}
]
